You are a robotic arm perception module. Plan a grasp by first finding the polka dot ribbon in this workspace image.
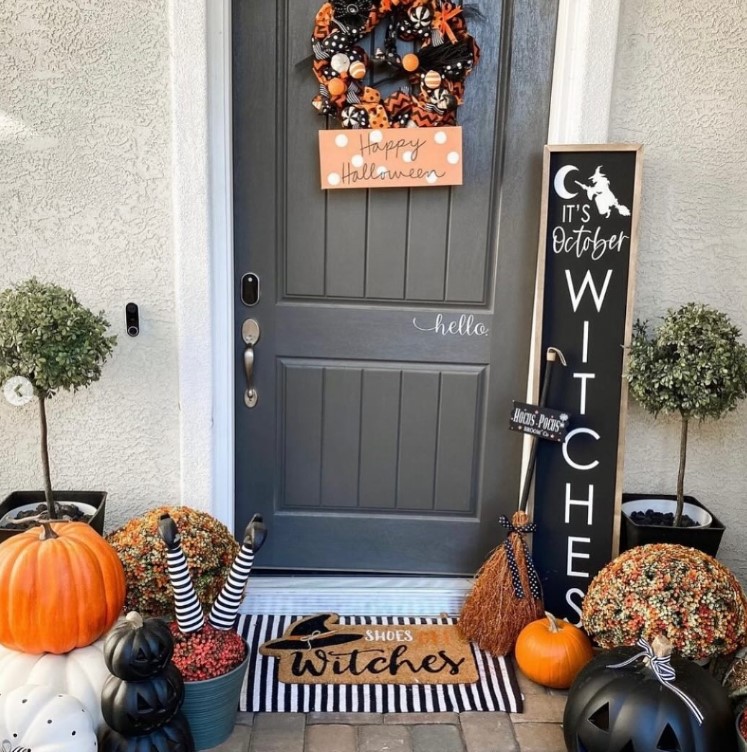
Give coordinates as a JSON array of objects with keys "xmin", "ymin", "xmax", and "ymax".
[
  {"xmin": 607, "ymin": 638, "xmax": 704, "ymax": 725},
  {"xmin": 498, "ymin": 515, "xmax": 542, "ymax": 601}
]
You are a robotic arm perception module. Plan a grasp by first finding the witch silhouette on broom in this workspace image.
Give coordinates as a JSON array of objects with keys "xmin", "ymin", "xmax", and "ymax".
[{"xmin": 576, "ymin": 166, "xmax": 631, "ymax": 218}]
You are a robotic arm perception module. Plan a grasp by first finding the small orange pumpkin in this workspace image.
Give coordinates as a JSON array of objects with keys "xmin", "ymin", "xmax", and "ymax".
[
  {"xmin": 0, "ymin": 522, "xmax": 126, "ymax": 654},
  {"xmin": 515, "ymin": 611, "xmax": 594, "ymax": 689}
]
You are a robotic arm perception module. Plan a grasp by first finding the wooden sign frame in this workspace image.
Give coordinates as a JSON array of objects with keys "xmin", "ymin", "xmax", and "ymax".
[{"xmin": 530, "ymin": 144, "xmax": 643, "ymax": 623}]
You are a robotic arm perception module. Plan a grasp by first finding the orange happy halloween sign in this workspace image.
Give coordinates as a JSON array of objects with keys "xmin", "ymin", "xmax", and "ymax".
[{"xmin": 319, "ymin": 127, "xmax": 463, "ymax": 189}]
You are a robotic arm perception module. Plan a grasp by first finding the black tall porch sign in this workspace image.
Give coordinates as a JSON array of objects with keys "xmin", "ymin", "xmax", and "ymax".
[{"xmin": 532, "ymin": 145, "xmax": 642, "ymax": 623}]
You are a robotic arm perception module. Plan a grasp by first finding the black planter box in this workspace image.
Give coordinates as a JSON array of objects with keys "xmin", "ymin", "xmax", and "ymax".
[
  {"xmin": 0, "ymin": 491, "xmax": 107, "ymax": 543},
  {"xmin": 620, "ymin": 493, "xmax": 725, "ymax": 557}
]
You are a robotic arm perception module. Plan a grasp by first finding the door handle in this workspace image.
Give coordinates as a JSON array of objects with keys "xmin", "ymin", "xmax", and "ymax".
[{"xmin": 242, "ymin": 319, "xmax": 260, "ymax": 408}]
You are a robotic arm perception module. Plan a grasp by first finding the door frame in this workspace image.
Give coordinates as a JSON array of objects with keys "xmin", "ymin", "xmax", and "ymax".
[{"xmin": 171, "ymin": 0, "xmax": 623, "ymax": 531}]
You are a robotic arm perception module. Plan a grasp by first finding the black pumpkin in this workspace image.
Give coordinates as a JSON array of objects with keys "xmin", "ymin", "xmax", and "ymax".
[
  {"xmin": 105, "ymin": 611, "xmax": 175, "ymax": 680},
  {"xmin": 102, "ymin": 662, "xmax": 185, "ymax": 735},
  {"xmin": 564, "ymin": 643, "xmax": 737, "ymax": 752},
  {"xmin": 99, "ymin": 711, "xmax": 195, "ymax": 752}
]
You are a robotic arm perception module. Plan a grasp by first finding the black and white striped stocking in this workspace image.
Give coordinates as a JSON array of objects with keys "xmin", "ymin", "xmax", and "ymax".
[
  {"xmin": 158, "ymin": 514, "xmax": 205, "ymax": 633},
  {"xmin": 208, "ymin": 515, "xmax": 266, "ymax": 630}
]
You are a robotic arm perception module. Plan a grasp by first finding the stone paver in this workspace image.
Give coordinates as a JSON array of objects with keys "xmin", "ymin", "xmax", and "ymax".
[
  {"xmin": 384, "ymin": 712, "xmax": 459, "ymax": 725},
  {"xmin": 249, "ymin": 712, "xmax": 305, "ymax": 752},
  {"xmin": 205, "ymin": 725, "xmax": 251, "ymax": 752},
  {"xmin": 510, "ymin": 692, "xmax": 566, "ymax": 724},
  {"xmin": 460, "ymin": 712, "xmax": 518, "ymax": 752},
  {"xmin": 512, "ymin": 723, "xmax": 566, "ymax": 752},
  {"xmin": 306, "ymin": 723, "xmax": 357, "ymax": 752},
  {"xmin": 203, "ymin": 670, "xmax": 569, "ymax": 751},
  {"xmin": 411, "ymin": 724, "xmax": 465, "ymax": 752},
  {"xmin": 358, "ymin": 724, "xmax": 413, "ymax": 752},
  {"xmin": 307, "ymin": 712, "xmax": 384, "ymax": 725}
]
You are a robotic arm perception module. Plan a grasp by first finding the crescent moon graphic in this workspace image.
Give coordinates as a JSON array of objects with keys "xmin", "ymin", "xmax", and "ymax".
[{"xmin": 554, "ymin": 165, "xmax": 579, "ymax": 199}]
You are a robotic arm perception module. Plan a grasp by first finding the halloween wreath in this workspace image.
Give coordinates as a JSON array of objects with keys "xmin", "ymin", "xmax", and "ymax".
[{"xmin": 311, "ymin": 0, "xmax": 480, "ymax": 129}]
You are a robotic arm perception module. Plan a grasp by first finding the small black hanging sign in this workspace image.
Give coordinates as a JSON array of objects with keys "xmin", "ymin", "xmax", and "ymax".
[{"xmin": 509, "ymin": 401, "xmax": 570, "ymax": 442}]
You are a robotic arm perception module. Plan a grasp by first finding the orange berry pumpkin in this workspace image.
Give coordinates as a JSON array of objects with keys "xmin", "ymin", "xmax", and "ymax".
[
  {"xmin": 0, "ymin": 522, "xmax": 126, "ymax": 654},
  {"xmin": 515, "ymin": 612, "xmax": 594, "ymax": 689}
]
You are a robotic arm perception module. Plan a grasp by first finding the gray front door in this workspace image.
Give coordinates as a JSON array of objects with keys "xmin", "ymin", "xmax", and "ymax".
[{"xmin": 232, "ymin": 0, "xmax": 557, "ymax": 573}]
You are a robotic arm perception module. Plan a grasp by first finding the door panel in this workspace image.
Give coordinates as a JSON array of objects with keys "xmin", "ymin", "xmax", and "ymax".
[{"xmin": 233, "ymin": 0, "xmax": 558, "ymax": 573}]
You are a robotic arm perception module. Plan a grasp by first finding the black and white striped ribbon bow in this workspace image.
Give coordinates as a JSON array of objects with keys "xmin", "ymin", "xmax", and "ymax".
[
  {"xmin": 2, "ymin": 740, "xmax": 30, "ymax": 752},
  {"xmin": 607, "ymin": 638, "xmax": 704, "ymax": 725},
  {"xmin": 498, "ymin": 515, "xmax": 542, "ymax": 601}
]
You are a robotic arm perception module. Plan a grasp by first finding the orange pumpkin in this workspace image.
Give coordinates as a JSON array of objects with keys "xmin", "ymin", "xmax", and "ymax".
[
  {"xmin": 0, "ymin": 522, "xmax": 126, "ymax": 654},
  {"xmin": 515, "ymin": 611, "xmax": 594, "ymax": 689}
]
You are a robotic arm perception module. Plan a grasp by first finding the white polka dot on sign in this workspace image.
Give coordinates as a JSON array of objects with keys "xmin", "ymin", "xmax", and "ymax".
[
  {"xmin": 447, "ymin": 151, "xmax": 460, "ymax": 164},
  {"xmin": 351, "ymin": 154, "xmax": 364, "ymax": 168},
  {"xmin": 370, "ymin": 130, "xmax": 383, "ymax": 143},
  {"xmin": 434, "ymin": 130, "xmax": 447, "ymax": 144},
  {"xmin": 335, "ymin": 134, "xmax": 348, "ymax": 148},
  {"xmin": 425, "ymin": 172, "xmax": 438, "ymax": 184},
  {"xmin": 327, "ymin": 172, "xmax": 341, "ymax": 186},
  {"xmin": 402, "ymin": 151, "xmax": 413, "ymax": 163},
  {"xmin": 376, "ymin": 166, "xmax": 388, "ymax": 176}
]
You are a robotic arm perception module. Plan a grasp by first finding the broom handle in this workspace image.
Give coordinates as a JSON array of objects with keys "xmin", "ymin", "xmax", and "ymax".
[{"xmin": 518, "ymin": 347, "xmax": 565, "ymax": 513}]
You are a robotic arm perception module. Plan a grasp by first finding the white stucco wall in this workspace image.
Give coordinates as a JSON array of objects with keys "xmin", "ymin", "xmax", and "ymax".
[
  {"xmin": 612, "ymin": 1, "xmax": 747, "ymax": 578},
  {"xmin": 0, "ymin": 0, "xmax": 180, "ymax": 530}
]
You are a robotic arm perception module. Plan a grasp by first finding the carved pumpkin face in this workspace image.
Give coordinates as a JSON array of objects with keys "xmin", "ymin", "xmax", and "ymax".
[
  {"xmin": 104, "ymin": 612, "xmax": 174, "ymax": 680},
  {"xmin": 101, "ymin": 663, "xmax": 184, "ymax": 735},
  {"xmin": 564, "ymin": 646, "xmax": 737, "ymax": 752},
  {"xmin": 99, "ymin": 712, "xmax": 195, "ymax": 752}
]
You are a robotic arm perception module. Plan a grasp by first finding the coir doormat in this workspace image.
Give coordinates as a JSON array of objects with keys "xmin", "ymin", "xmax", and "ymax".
[{"xmin": 236, "ymin": 614, "xmax": 522, "ymax": 713}]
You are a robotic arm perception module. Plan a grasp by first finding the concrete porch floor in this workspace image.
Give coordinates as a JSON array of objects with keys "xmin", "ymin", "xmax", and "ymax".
[{"xmin": 205, "ymin": 666, "xmax": 568, "ymax": 752}]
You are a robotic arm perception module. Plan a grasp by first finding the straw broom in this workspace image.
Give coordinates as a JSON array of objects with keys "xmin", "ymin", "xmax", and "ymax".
[{"xmin": 459, "ymin": 347, "xmax": 565, "ymax": 656}]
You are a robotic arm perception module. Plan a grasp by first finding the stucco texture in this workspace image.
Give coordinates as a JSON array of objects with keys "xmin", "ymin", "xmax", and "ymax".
[
  {"xmin": 611, "ymin": 1, "xmax": 747, "ymax": 578},
  {"xmin": 0, "ymin": 0, "xmax": 180, "ymax": 530}
]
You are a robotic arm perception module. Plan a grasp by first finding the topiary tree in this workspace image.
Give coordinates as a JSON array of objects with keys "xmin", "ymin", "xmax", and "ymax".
[
  {"xmin": 0, "ymin": 278, "xmax": 117, "ymax": 519},
  {"xmin": 626, "ymin": 302, "xmax": 747, "ymax": 525}
]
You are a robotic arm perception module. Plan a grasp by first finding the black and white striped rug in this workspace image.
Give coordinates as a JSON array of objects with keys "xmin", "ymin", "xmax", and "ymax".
[{"xmin": 235, "ymin": 615, "xmax": 522, "ymax": 713}]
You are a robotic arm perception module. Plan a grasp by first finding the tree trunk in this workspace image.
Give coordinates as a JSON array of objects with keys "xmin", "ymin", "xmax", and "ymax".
[
  {"xmin": 674, "ymin": 415, "xmax": 689, "ymax": 527},
  {"xmin": 38, "ymin": 395, "xmax": 56, "ymax": 519}
]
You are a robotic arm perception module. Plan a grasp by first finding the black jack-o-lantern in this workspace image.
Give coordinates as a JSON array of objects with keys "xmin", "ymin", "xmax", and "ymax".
[
  {"xmin": 104, "ymin": 611, "xmax": 175, "ymax": 680},
  {"xmin": 563, "ymin": 639, "xmax": 737, "ymax": 752},
  {"xmin": 101, "ymin": 662, "xmax": 185, "ymax": 735},
  {"xmin": 100, "ymin": 711, "xmax": 195, "ymax": 752}
]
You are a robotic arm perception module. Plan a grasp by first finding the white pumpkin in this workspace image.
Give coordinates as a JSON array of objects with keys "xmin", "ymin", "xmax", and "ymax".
[
  {"xmin": 0, "ymin": 639, "xmax": 109, "ymax": 732},
  {"xmin": 0, "ymin": 684, "xmax": 97, "ymax": 751}
]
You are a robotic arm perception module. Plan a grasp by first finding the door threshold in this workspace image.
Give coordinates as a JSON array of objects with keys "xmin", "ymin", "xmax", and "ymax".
[{"xmin": 240, "ymin": 575, "xmax": 473, "ymax": 617}]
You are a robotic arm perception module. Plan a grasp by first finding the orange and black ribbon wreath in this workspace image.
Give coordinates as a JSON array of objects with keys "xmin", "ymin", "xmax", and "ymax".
[{"xmin": 311, "ymin": 0, "xmax": 480, "ymax": 129}]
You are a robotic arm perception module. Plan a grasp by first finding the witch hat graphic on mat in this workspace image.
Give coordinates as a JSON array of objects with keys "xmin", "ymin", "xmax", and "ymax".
[{"xmin": 158, "ymin": 512, "xmax": 267, "ymax": 633}]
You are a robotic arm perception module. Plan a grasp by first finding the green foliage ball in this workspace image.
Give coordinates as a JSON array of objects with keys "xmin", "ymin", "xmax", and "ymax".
[
  {"xmin": 0, "ymin": 278, "xmax": 116, "ymax": 398},
  {"xmin": 627, "ymin": 303, "xmax": 747, "ymax": 421}
]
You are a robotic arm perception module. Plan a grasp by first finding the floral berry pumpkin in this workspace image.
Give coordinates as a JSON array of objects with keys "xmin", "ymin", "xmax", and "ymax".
[
  {"xmin": 105, "ymin": 612, "xmax": 175, "ymax": 681},
  {"xmin": 102, "ymin": 662, "xmax": 185, "ymax": 736},
  {"xmin": 0, "ymin": 522, "xmax": 126, "ymax": 654},
  {"xmin": 0, "ymin": 684, "xmax": 97, "ymax": 751},
  {"xmin": 0, "ymin": 637, "xmax": 110, "ymax": 732},
  {"xmin": 100, "ymin": 711, "xmax": 195, "ymax": 752},
  {"xmin": 563, "ymin": 636, "xmax": 737, "ymax": 752}
]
